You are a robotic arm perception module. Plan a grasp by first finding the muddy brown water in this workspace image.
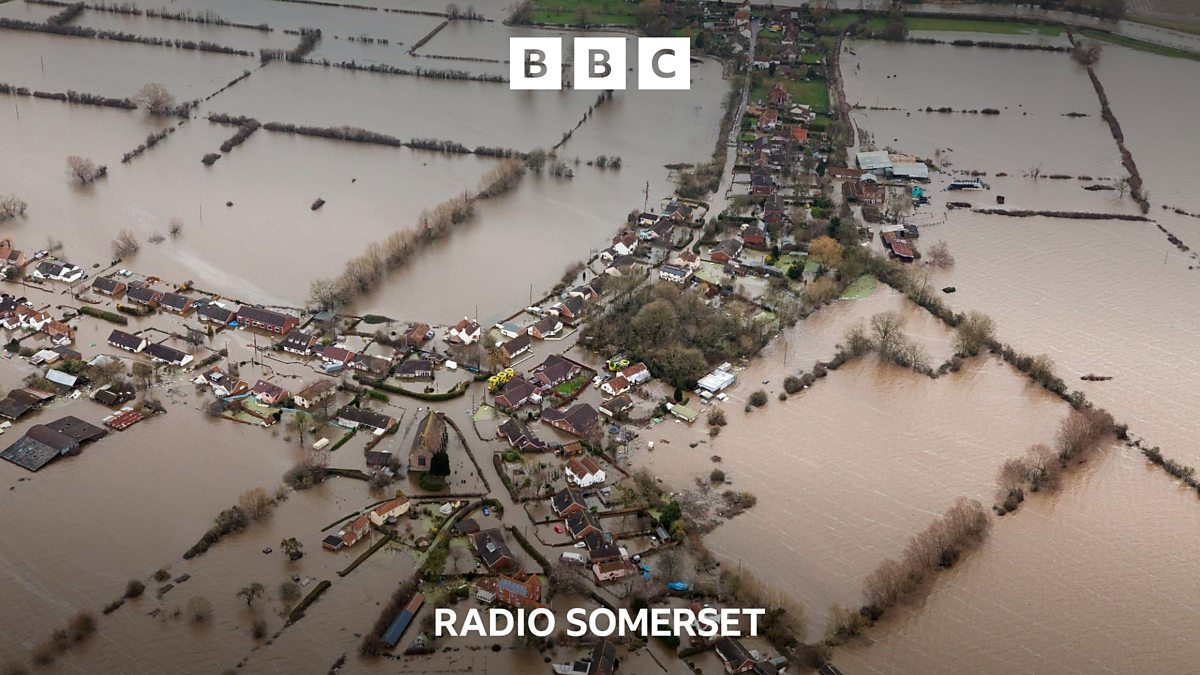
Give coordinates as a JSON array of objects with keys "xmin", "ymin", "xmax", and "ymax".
[{"xmin": 2, "ymin": 11, "xmax": 1198, "ymax": 674}]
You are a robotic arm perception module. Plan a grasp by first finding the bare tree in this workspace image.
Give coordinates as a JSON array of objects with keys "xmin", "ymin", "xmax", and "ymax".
[
  {"xmin": 925, "ymin": 240, "xmax": 955, "ymax": 268},
  {"xmin": 112, "ymin": 229, "xmax": 140, "ymax": 257},
  {"xmin": 870, "ymin": 311, "xmax": 905, "ymax": 357},
  {"xmin": 66, "ymin": 155, "xmax": 104, "ymax": 183},
  {"xmin": 0, "ymin": 195, "xmax": 28, "ymax": 221},
  {"xmin": 953, "ymin": 311, "xmax": 995, "ymax": 356},
  {"xmin": 133, "ymin": 83, "xmax": 177, "ymax": 115},
  {"xmin": 1071, "ymin": 39, "xmax": 1102, "ymax": 66}
]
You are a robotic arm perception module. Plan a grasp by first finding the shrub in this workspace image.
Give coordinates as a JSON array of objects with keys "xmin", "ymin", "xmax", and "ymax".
[
  {"xmin": 783, "ymin": 376, "xmax": 802, "ymax": 394},
  {"xmin": 748, "ymin": 390, "xmax": 768, "ymax": 407},
  {"xmin": 125, "ymin": 579, "xmax": 146, "ymax": 598},
  {"xmin": 187, "ymin": 596, "xmax": 213, "ymax": 623},
  {"xmin": 710, "ymin": 469, "xmax": 726, "ymax": 483},
  {"xmin": 279, "ymin": 581, "xmax": 302, "ymax": 603},
  {"xmin": 251, "ymin": 618, "xmax": 268, "ymax": 639},
  {"xmin": 707, "ymin": 409, "xmax": 727, "ymax": 427}
]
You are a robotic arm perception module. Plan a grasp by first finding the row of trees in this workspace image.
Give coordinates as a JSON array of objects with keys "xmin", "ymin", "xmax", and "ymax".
[
  {"xmin": 861, "ymin": 498, "xmax": 990, "ymax": 618},
  {"xmin": 310, "ymin": 158, "xmax": 525, "ymax": 308}
]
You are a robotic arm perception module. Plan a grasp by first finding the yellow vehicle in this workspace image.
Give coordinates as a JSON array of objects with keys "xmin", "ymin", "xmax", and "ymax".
[{"xmin": 487, "ymin": 368, "xmax": 517, "ymax": 392}]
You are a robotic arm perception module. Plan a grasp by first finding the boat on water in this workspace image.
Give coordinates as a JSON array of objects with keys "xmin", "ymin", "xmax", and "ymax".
[{"xmin": 947, "ymin": 178, "xmax": 990, "ymax": 191}]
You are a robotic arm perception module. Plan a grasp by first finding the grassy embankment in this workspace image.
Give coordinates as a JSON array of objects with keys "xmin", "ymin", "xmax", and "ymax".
[{"xmin": 531, "ymin": 0, "xmax": 637, "ymax": 26}]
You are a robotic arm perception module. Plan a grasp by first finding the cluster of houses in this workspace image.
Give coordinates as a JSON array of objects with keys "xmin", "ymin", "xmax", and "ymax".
[
  {"xmin": 0, "ymin": 294, "xmax": 75, "ymax": 345},
  {"xmin": 552, "ymin": 487, "xmax": 640, "ymax": 585},
  {"xmin": 322, "ymin": 495, "xmax": 410, "ymax": 551}
]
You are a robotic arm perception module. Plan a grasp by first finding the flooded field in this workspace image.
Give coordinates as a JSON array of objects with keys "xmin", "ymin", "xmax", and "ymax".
[
  {"xmin": 825, "ymin": 33, "xmax": 1200, "ymax": 674},
  {"xmin": 839, "ymin": 447, "xmax": 1200, "ymax": 674},
  {"xmin": 638, "ymin": 288, "xmax": 1070, "ymax": 633}
]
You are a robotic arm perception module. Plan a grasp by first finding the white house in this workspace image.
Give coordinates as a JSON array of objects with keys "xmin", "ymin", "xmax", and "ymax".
[
  {"xmin": 620, "ymin": 362, "xmax": 651, "ymax": 385},
  {"xmin": 449, "ymin": 318, "xmax": 481, "ymax": 345},
  {"xmin": 565, "ymin": 456, "xmax": 606, "ymax": 487},
  {"xmin": 600, "ymin": 375, "xmax": 631, "ymax": 398},
  {"xmin": 659, "ymin": 265, "xmax": 692, "ymax": 284},
  {"xmin": 32, "ymin": 261, "xmax": 85, "ymax": 283},
  {"xmin": 368, "ymin": 496, "xmax": 410, "ymax": 526}
]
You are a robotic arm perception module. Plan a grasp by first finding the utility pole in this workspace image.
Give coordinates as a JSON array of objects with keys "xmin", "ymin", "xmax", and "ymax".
[{"xmin": 643, "ymin": 181, "xmax": 650, "ymax": 212}]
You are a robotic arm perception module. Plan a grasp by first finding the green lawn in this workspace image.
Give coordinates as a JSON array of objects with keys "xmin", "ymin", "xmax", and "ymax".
[
  {"xmin": 553, "ymin": 372, "xmax": 592, "ymax": 397},
  {"xmin": 825, "ymin": 12, "xmax": 1060, "ymax": 37},
  {"xmin": 840, "ymin": 274, "xmax": 877, "ymax": 300},
  {"xmin": 1079, "ymin": 29, "xmax": 1200, "ymax": 62},
  {"xmin": 905, "ymin": 17, "xmax": 1061, "ymax": 36},
  {"xmin": 532, "ymin": 0, "xmax": 638, "ymax": 26},
  {"xmin": 750, "ymin": 74, "xmax": 830, "ymax": 113}
]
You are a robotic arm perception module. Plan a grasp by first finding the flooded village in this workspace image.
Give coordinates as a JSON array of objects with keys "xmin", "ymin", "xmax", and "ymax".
[{"xmin": 1, "ymin": 1, "xmax": 1199, "ymax": 674}]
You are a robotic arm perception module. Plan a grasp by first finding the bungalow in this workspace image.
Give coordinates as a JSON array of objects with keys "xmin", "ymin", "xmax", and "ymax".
[
  {"xmin": 742, "ymin": 225, "xmax": 768, "ymax": 250},
  {"xmin": 542, "ymin": 403, "xmax": 599, "ymax": 438},
  {"xmin": 714, "ymin": 637, "xmax": 757, "ymax": 674},
  {"xmin": 767, "ymin": 82, "xmax": 788, "ymax": 107},
  {"xmin": 404, "ymin": 323, "xmax": 432, "ymax": 346},
  {"xmin": 659, "ymin": 264, "xmax": 692, "ymax": 284},
  {"xmin": 196, "ymin": 302, "xmax": 237, "ymax": 326},
  {"xmin": 565, "ymin": 508, "xmax": 603, "ymax": 540},
  {"xmin": 45, "ymin": 369, "xmax": 79, "ymax": 392},
  {"xmin": 592, "ymin": 560, "xmax": 638, "ymax": 584},
  {"xmin": 93, "ymin": 383, "xmax": 135, "ymax": 407},
  {"xmin": 530, "ymin": 354, "xmax": 580, "ymax": 389},
  {"xmin": 497, "ymin": 417, "xmax": 545, "ymax": 452},
  {"xmin": 159, "ymin": 292, "xmax": 194, "ymax": 314},
  {"xmin": 757, "ymin": 108, "xmax": 779, "ymax": 131},
  {"xmin": 599, "ymin": 394, "xmax": 633, "ymax": 418},
  {"xmin": 527, "ymin": 315, "xmax": 563, "ymax": 340},
  {"xmin": 448, "ymin": 318, "xmax": 481, "ymax": 345},
  {"xmin": 710, "ymin": 238, "xmax": 744, "ymax": 264},
  {"xmin": 610, "ymin": 232, "xmax": 639, "ymax": 257},
  {"xmin": 337, "ymin": 406, "xmax": 396, "ymax": 433},
  {"xmin": 409, "ymin": 411, "xmax": 447, "ymax": 473},
  {"xmin": 107, "ymin": 329, "xmax": 147, "ymax": 353},
  {"xmin": 42, "ymin": 321, "xmax": 74, "ymax": 346},
  {"xmin": 471, "ymin": 528, "xmax": 517, "ymax": 572},
  {"xmin": 319, "ymin": 345, "xmax": 356, "ymax": 366},
  {"xmin": 569, "ymin": 283, "xmax": 600, "ymax": 302},
  {"xmin": 621, "ymin": 362, "xmax": 651, "ymax": 385},
  {"xmin": 323, "ymin": 514, "xmax": 371, "ymax": 551},
  {"xmin": 294, "ymin": 380, "xmax": 336, "ymax": 409},
  {"xmin": 368, "ymin": 496, "xmax": 410, "ymax": 526},
  {"xmin": 475, "ymin": 572, "xmax": 544, "ymax": 610},
  {"xmin": 553, "ymin": 297, "xmax": 585, "ymax": 322},
  {"xmin": 841, "ymin": 177, "xmax": 883, "ymax": 205},
  {"xmin": 500, "ymin": 333, "xmax": 531, "ymax": 360},
  {"xmin": 552, "ymin": 487, "xmax": 588, "ymax": 518},
  {"xmin": 251, "ymin": 380, "xmax": 290, "ymax": 406},
  {"xmin": 663, "ymin": 201, "xmax": 694, "ymax": 223},
  {"xmin": 32, "ymin": 260, "xmax": 84, "ymax": 283},
  {"xmin": 236, "ymin": 306, "xmax": 299, "ymax": 334},
  {"xmin": 125, "ymin": 286, "xmax": 163, "ymax": 307},
  {"xmin": 145, "ymin": 342, "xmax": 193, "ymax": 367},
  {"xmin": 497, "ymin": 321, "xmax": 523, "ymax": 339},
  {"xmin": 494, "ymin": 376, "xmax": 539, "ymax": 410},
  {"xmin": 565, "ymin": 456, "xmax": 606, "ymax": 487},
  {"xmin": 280, "ymin": 330, "xmax": 317, "ymax": 355},
  {"xmin": 671, "ymin": 250, "xmax": 701, "ymax": 270},
  {"xmin": 788, "ymin": 126, "xmax": 809, "ymax": 144},
  {"xmin": 0, "ymin": 246, "xmax": 25, "ymax": 270},
  {"xmin": 667, "ymin": 403, "xmax": 699, "ymax": 424},
  {"xmin": 90, "ymin": 276, "xmax": 126, "ymax": 297},
  {"xmin": 600, "ymin": 375, "xmax": 630, "ymax": 398},
  {"xmin": 349, "ymin": 353, "xmax": 391, "ymax": 375},
  {"xmin": 3, "ymin": 305, "xmax": 49, "ymax": 332},
  {"xmin": 395, "ymin": 358, "xmax": 434, "ymax": 380}
]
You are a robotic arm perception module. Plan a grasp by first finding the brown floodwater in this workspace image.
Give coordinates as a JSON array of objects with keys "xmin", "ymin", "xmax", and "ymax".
[{"xmin": 815, "ymin": 36, "xmax": 1200, "ymax": 672}]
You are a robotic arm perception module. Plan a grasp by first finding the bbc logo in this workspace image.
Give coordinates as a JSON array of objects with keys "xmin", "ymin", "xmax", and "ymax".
[{"xmin": 510, "ymin": 37, "xmax": 690, "ymax": 91}]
